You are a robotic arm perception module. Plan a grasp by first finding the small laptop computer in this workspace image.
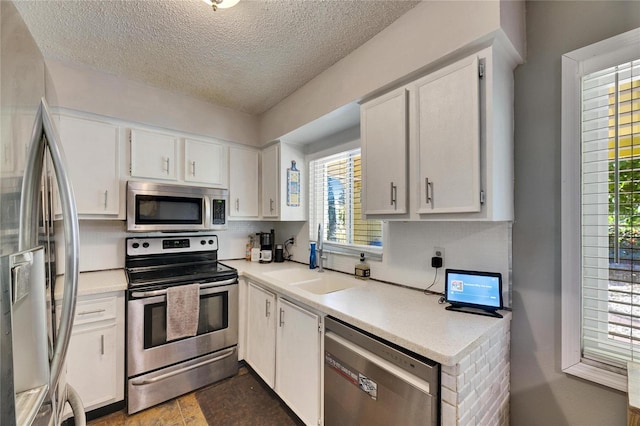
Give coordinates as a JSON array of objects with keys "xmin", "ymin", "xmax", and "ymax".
[{"xmin": 444, "ymin": 269, "xmax": 504, "ymax": 318}]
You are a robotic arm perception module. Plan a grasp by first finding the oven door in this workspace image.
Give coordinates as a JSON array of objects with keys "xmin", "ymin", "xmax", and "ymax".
[{"xmin": 127, "ymin": 279, "xmax": 238, "ymax": 377}]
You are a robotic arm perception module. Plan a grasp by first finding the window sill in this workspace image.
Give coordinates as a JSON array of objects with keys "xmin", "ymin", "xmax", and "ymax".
[
  {"xmin": 563, "ymin": 362, "xmax": 626, "ymax": 392},
  {"xmin": 321, "ymin": 242, "xmax": 383, "ymax": 261}
]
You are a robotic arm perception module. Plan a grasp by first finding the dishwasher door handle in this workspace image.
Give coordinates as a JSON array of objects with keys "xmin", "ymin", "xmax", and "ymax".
[{"xmin": 324, "ymin": 331, "xmax": 433, "ymax": 395}]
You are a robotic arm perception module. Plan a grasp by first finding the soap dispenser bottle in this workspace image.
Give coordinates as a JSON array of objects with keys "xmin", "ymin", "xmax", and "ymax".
[
  {"xmin": 309, "ymin": 243, "xmax": 317, "ymax": 269},
  {"xmin": 355, "ymin": 252, "xmax": 370, "ymax": 280}
]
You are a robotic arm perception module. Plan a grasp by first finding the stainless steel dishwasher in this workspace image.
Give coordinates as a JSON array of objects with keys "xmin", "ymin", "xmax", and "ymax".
[{"xmin": 324, "ymin": 317, "xmax": 439, "ymax": 425}]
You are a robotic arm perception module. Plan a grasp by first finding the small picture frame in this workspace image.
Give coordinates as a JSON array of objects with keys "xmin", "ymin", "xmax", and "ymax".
[{"xmin": 287, "ymin": 160, "xmax": 300, "ymax": 207}]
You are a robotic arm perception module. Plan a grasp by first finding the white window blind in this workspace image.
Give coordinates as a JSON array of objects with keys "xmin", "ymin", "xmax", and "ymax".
[
  {"xmin": 309, "ymin": 148, "xmax": 382, "ymax": 254},
  {"xmin": 581, "ymin": 59, "xmax": 640, "ymax": 369}
]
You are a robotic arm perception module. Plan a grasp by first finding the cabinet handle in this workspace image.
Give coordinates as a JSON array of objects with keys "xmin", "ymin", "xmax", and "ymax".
[
  {"xmin": 164, "ymin": 157, "xmax": 170, "ymax": 174},
  {"xmin": 265, "ymin": 299, "xmax": 270, "ymax": 317},
  {"xmin": 100, "ymin": 334, "xmax": 105, "ymax": 355},
  {"xmin": 390, "ymin": 182, "xmax": 397, "ymax": 206},
  {"xmin": 191, "ymin": 160, "xmax": 196, "ymax": 177},
  {"xmin": 425, "ymin": 178, "xmax": 434, "ymax": 208},
  {"xmin": 270, "ymin": 198, "xmax": 274, "ymax": 213},
  {"xmin": 235, "ymin": 198, "xmax": 240, "ymax": 212},
  {"xmin": 103, "ymin": 190, "xmax": 108, "ymax": 209},
  {"xmin": 279, "ymin": 308, "xmax": 285, "ymax": 327},
  {"xmin": 77, "ymin": 308, "xmax": 106, "ymax": 316}
]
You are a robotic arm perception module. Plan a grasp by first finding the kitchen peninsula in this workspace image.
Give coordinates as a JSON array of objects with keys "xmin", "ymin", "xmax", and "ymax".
[{"xmin": 228, "ymin": 260, "xmax": 511, "ymax": 426}]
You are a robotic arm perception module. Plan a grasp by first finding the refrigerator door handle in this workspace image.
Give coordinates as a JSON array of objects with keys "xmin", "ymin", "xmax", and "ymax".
[{"xmin": 21, "ymin": 98, "xmax": 80, "ymax": 393}]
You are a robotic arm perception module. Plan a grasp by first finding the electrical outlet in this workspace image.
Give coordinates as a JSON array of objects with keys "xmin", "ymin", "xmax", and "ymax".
[
  {"xmin": 290, "ymin": 236, "xmax": 296, "ymax": 246},
  {"xmin": 433, "ymin": 247, "xmax": 445, "ymax": 259}
]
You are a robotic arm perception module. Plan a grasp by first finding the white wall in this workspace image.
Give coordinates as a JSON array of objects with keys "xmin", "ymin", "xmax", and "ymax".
[
  {"xmin": 44, "ymin": 59, "xmax": 259, "ymax": 146},
  {"xmin": 258, "ymin": 0, "xmax": 524, "ymax": 144},
  {"xmin": 511, "ymin": 1, "xmax": 640, "ymax": 424}
]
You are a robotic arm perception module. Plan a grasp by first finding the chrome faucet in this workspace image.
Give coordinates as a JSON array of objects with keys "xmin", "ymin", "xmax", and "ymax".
[{"xmin": 317, "ymin": 223, "xmax": 325, "ymax": 272}]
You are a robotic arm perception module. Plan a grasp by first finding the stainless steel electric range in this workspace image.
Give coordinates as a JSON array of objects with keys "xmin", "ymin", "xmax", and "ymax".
[{"xmin": 124, "ymin": 235, "xmax": 238, "ymax": 414}]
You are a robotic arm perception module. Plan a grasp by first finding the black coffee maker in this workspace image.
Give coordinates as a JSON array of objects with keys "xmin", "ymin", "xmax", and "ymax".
[{"xmin": 258, "ymin": 229, "xmax": 274, "ymax": 263}]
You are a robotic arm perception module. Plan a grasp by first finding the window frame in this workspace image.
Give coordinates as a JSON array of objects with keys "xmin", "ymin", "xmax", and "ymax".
[
  {"xmin": 561, "ymin": 27, "xmax": 640, "ymax": 392},
  {"xmin": 307, "ymin": 140, "xmax": 383, "ymax": 259}
]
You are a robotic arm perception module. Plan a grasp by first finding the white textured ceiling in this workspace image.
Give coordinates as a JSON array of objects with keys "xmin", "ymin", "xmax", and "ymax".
[{"xmin": 14, "ymin": 0, "xmax": 419, "ymax": 115}]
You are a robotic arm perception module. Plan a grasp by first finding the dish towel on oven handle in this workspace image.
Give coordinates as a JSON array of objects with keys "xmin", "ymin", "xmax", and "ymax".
[{"xmin": 166, "ymin": 284, "xmax": 200, "ymax": 341}]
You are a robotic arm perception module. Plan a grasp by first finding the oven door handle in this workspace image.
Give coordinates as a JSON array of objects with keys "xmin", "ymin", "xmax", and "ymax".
[
  {"xmin": 129, "ymin": 347, "xmax": 236, "ymax": 386},
  {"xmin": 130, "ymin": 277, "xmax": 237, "ymax": 298}
]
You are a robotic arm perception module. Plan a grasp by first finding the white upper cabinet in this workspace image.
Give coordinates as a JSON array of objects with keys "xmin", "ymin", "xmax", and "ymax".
[
  {"xmin": 130, "ymin": 128, "xmax": 178, "ymax": 181},
  {"xmin": 184, "ymin": 138, "xmax": 227, "ymax": 187},
  {"xmin": 229, "ymin": 145, "xmax": 259, "ymax": 218},
  {"xmin": 261, "ymin": 144, "xmax": 279, "ymax": 218},
  {"xmin": 260, "ymin": 142, "xmax": 306, "ymax": 221},
  {"xmin": 415, "ymin": 55, "xmax": 481, "ymax": 214},
  {"xmin": 362, "ymin": 44, "xmax": 515, "ymax": 221},
  {"xmin": 361, "ymin": 88, "xmax": 408, "ymax": 215},
  {"xmin": 55, "ymin": 114, "xmax": 122, "ymax": 218}
]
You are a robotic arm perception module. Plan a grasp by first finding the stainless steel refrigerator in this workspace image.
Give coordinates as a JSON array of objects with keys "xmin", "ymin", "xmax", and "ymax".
[{"xmin": 1, "ymin": 2, "xmax": 85, "ymax": 424}]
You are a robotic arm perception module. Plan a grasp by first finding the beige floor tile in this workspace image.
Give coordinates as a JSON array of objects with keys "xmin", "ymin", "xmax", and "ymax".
[
  {"xmin": 177, "ymin": 394, "xmax": 207, "ymax": 425},
  {"xmin": 123, "ymin": 400, "xmax": 183, "ymax": 426}
]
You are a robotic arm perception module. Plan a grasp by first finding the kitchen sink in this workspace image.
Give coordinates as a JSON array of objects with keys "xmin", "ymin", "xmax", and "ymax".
[
  {"xmin": 292, "ymin": 275, "xmax": 363, "ymax": 295},
  {"xmin": 262, "ymin": 268, "xmax": 321, "ymax": 284},
  {"xmin": 262, "ymin": 268, "xmax": 364, "ymax": 295}
]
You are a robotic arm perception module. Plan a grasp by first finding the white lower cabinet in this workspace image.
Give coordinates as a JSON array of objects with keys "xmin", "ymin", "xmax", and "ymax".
[
  {"xmin": 58, "ymin": 291, "xmax": 125, "ymax": 414},
  {"xmin": 275, "ymin": 298, "xmax": 322, "ymax": 426},
  {"xmin": 245, "ymin": 282, "xmax": 277, "ymax": 387},
  {"xmin": 245, "ymin": 281, "xmax": 322, "ymax": 425}
]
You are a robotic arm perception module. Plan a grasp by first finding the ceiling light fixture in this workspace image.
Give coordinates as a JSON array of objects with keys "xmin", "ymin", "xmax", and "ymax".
[{"xmin": 202, "ymin": 0, "xmax": 240, "ymax": 11}]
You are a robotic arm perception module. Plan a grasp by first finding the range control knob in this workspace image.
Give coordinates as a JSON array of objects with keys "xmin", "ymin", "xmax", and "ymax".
[
  {"xmin": 208, "ymin": 240, "xmax": 214, "ymax": 245},
  {"xmin": 142, "ymin": 242, "xmax": 150, "ymax": 248},
  {"xmin": 132, "ymin": 242, "xmax": 140, "ymax": 249},
  {"xmin": 201, "ymin": 240, "xmax": 206, "ymax": 245}
]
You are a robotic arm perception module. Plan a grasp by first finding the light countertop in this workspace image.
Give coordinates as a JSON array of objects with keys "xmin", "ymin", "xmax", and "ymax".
[
  {"xmin": 56, "ymin": 261, "xmax": 509, "ymax": 366},
  {"xmin": 54, "ymin": 269, "xmax": 127, "ymax": 300},
  {"xmin": 224, "ymin": 259, "xmax": 511, "ymax": 367}
]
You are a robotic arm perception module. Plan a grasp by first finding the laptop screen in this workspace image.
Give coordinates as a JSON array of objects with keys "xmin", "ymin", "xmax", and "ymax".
[{"xmin": 445, "ymin": 269, "xmax": 503, "ymax": 310}]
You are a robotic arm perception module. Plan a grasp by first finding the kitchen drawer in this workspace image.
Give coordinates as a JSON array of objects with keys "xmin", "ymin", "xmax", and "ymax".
[{"xmin": 58, "ymin": 295, "xmax": 118, "ymax": 326}]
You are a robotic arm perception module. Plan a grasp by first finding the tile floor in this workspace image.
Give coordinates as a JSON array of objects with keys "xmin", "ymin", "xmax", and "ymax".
[{"xmin": 87, "ymin": 392, "xmax": 206, "ymax": 426}]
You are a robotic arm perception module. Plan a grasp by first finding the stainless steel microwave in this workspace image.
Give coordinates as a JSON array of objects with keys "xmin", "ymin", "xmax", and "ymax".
[{"xmin": 126, "ymin": 181, "xmax": 227, "ymax": 232}]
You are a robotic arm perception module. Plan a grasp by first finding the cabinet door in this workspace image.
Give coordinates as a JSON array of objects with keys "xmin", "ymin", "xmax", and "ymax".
[
  {"xmin": 56, "ymin": 115, "xmax": 120, "ymax": 216},
  {"xmin": 276, "ymin": 298, "xmax": 321, "ymax": 426},
  {"xmin": 184, "ymin": 138, "xmax": 228, "ymax": 187},
  {"xmin": 416, "ymin": 55, "xmax": 481, "ymax": 214},
  {"xmin": 245, "ymin": 282, "xmax": 276, "ymax": 387},
  {"xmin": 130, "ymin": 128, "xmax": 178, "ymax": 181},
  {"xmin": 66, "ymin": 323, "xmax": 118, "ymax": 411},
  {"xmin": 229, "ymin": 146, "xmax": 259, "ymax": 218},
  {"xmin": 261, "ymin": 144, "xmax": 279, "ymax": 218},
  {"xmin": 361, "ymin": 87, "xmax": 408, "ymax": 215}
]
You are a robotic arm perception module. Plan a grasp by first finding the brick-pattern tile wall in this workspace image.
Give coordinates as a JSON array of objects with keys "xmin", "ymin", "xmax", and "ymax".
[{"xmin": 440, "ymin": 320, "xmax": 510, "ymax": 426}]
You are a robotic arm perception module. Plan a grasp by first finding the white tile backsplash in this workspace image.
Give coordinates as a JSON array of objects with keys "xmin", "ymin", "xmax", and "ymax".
[
  {"xmin": 55, "ymin": 220, "xmax": 277, "ymax": 274},
  {"xmin": 56, "ymin": 218, "xmax": 512, "ymax": 308},
  {"xmin": 270, "ymin": 220, "xmax": 512, "ymax": 306}
]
